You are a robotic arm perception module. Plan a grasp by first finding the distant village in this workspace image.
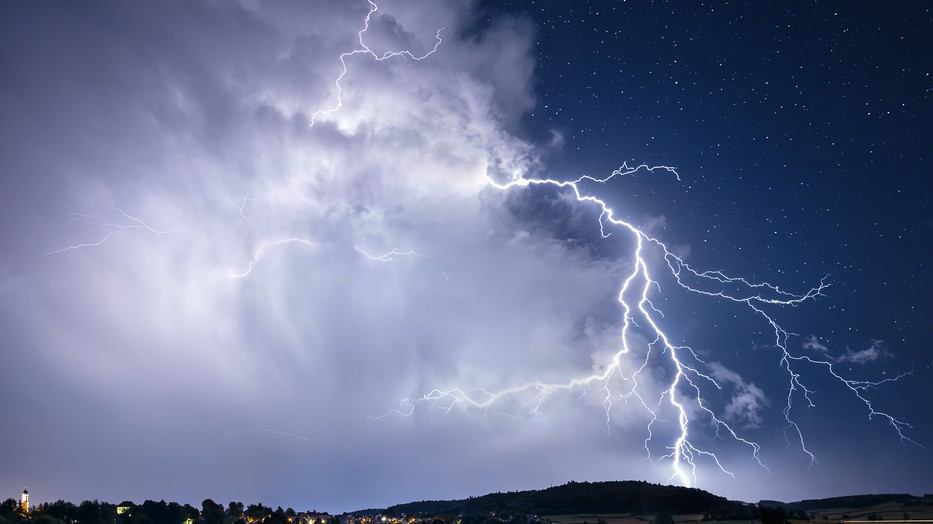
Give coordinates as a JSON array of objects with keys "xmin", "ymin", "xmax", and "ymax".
[{"xmin": 1, "ymin": 489, "xmax": 441, "ymax": 524}]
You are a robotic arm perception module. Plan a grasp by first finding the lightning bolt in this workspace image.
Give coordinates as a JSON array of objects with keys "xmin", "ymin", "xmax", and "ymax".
[
  {"xmin": 223, "ymin": 0, "xmax": 446, "ymax": 285},
  {"xmin": 228, "ymin": 238, "xmax": 317, "ymax": 279},
  {"xmin": 221, "ymin": 192, "xmax": 256, "ymax": 232},
  {"xmin": 259, "ymin": 428, "xmax": 315, "ymax": 443},
  {"xmin": 46, "ymin": 207, "xmax": 182, "ymax": 255},
  {"xmin": 381, "ymin": 163, "xmax": 918, "ymax": 486},
  {"xmin": 229, "ymin": 241, "xmax": 436, "ymax": 280},
  {"xmin": 310, "ymin": 0, "xmax": 443, "ymax": 127},
  {"xmin": 355, "ymin": 248, "xmax": 428, "ymax": 262}
]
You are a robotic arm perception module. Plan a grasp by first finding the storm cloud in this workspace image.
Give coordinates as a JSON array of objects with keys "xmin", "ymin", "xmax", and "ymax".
[
  {"xmin": 0, "ymin": 0, "xmax": 660, "ymax": 510},
  {"xmin": 1, "ymin": 0, "xmax": 928, "ymax": 513}
]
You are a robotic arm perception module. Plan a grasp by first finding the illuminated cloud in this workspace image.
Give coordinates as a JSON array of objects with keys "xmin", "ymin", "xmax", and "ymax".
[
  {"xmin": 836, "ymin": 339, "xmax": 889, "ymax": 365},
  {"xmin": 802, "ymin": 335, "xmax": 830, "ymax": 353},
  {"xmin": 708, "ymin": 363, "xmax": 768, "ymax": 429},
  {"xmin": 0, "ymin": 0, "xmax": 633, "ymax": 508},
  {"xmin": 804, "ymin": 336, "xmax": 889, "ymax": 365}
]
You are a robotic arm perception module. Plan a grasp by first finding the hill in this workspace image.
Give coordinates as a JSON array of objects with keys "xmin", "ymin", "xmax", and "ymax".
[
  {"xmin": 784, "ymin": 494, "xmax": 918, "ymax": 511},
  {"xmin": 777, "ymin": 494, "xmax": 933, "ymax": 521},
  {"xmin": 379, "ymin": 480, "xmax": 747, "ymax": 517}
]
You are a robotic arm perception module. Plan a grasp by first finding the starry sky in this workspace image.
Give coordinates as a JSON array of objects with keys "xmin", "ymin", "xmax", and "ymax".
[{"xmin": 1, "ymin": 0, "xmax": 931, "ymax": 514}]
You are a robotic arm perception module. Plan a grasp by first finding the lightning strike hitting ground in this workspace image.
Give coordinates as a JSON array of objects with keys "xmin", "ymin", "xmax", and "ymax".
[
  {"xmin": 305, "ymin": 1, "xmax": 917, "ymax": 489},
  {"xmin": 386, "ymin": 166, "xmax": 917, "ymax": 486}
]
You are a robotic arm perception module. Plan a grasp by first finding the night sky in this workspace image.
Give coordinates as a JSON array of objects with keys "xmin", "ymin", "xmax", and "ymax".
[{"xmin": 1, "ymin": 0, "xmax": 931, "ymax": 514}]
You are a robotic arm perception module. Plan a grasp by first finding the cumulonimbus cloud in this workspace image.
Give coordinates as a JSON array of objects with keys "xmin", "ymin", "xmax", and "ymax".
[{"xmin": 0, "ymin": 0, "xmax": 671, "ymax": 508}]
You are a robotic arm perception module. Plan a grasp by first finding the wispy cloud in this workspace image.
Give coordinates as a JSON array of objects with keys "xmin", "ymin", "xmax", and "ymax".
[
  {"xmin": 804, "ymin": 336, "xmax": 891, "ymax": 365},
  {"xmin": 709, "ymin": 362, "xmax": 768, "ymax": 429},
  {"xmin": 837, "ymin": 339, "xmax": 890, "ymax": 365},
  {"xmin": 802, "ymin": 335, "xmax": 829, "ymax": 353}
]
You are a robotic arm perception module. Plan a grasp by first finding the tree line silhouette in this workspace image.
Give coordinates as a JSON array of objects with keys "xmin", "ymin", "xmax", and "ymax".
[{"xmin": 0, "ymin": 498, "xmax": 333, "ymax": 524}]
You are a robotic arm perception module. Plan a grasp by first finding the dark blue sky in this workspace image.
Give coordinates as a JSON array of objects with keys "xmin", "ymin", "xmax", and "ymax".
[
  {"xmin": 498, "ymin": 0, "xmax": 931, "ymax": 290},
  {"xmin": 1, "ymin": 0, "xmax": 931, "ymax": 513},
  {"xmin": 489, "ymin": 0, "xmax": 933, "ymax": 395},
  {"xmin": 514, "ymin": 0, "xmax": 933, "ymax": 492},
  {"xmin": 495, "ymin": 0, "xmax": 933, "ymax": 490}
]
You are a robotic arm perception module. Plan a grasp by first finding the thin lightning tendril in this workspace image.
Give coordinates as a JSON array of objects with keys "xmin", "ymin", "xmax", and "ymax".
[
  {"xmin": 355, "ymin": 248, "xmax": 428, "ymax": 262},
  {"xmin": 46, "ymin": 207, "xmax": 182, "ymax": 255},
  {"xmin": 310, "ymin": 0, "xmax": 443, "ymax": 127},
  {"xmin": 228, "ymin": 243, "xmax": 437, "ymax": 280},
  {"xmin": 221, "ymin": 192, "xmax": 256, "ymax": 232},
  {"xmin": 259, "ymin": 428, "xmax": 315, "ymax": 443},
  {"xmin": 228, "ymin": 238, "xmax": 317, "ymax": 279}
]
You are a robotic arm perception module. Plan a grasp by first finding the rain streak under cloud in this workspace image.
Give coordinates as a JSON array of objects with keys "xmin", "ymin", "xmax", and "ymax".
[{"xmin": 1, "ymin": 0, "xmax": 931, "ymax": 513}]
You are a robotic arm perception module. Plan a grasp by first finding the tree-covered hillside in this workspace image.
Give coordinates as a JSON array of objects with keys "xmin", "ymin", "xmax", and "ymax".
[{"xmin": 384, "ymin": 481, "xmax": 745, "ymax": 517}]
